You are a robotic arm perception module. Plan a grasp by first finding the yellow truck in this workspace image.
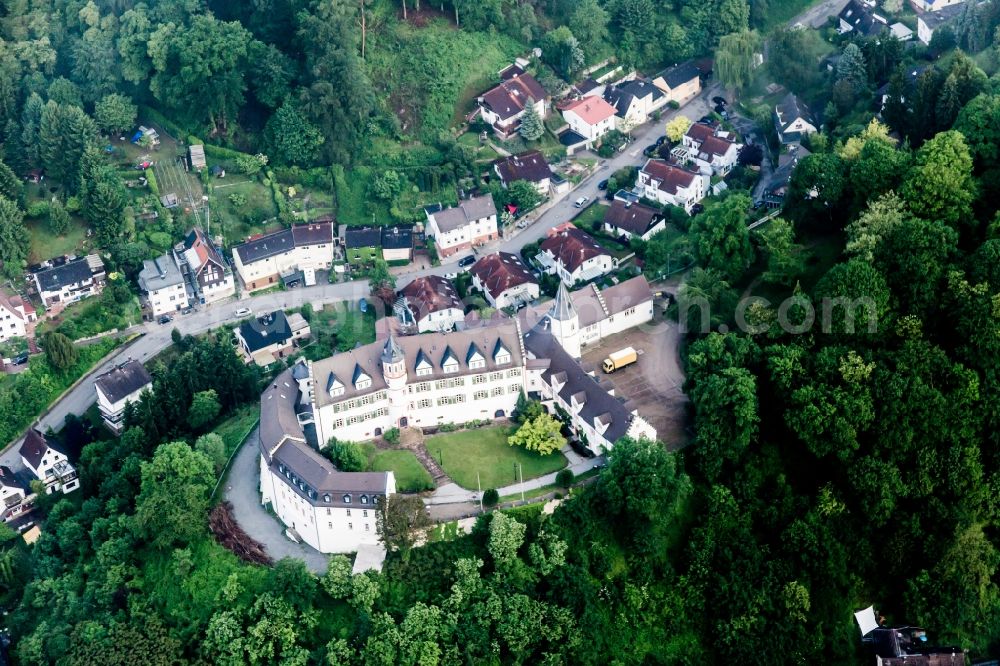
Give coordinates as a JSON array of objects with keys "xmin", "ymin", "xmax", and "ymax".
[{"xmin": 602, "ymin": 347, "xmax": 637, "ymax": 373}]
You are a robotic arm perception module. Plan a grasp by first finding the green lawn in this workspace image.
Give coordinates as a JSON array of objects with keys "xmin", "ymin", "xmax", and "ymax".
[
  {"xmin": 371, "ymin": 450, "xmax": 434, "ymax": 493},
  {"xmin": 210, "ymin": 177, "xmax": 279, "ymax": 246},
  {"xmin": 761, "ymin": 0, "xmax": 823, "ymax": 28},
  {"xmin": 26, "ymin": 216, "xmax": 91, "ymax": 263},
  {"xmin": 38, "ymin": 293, "xmax": 143, "ymax": 340},
  {"xmin": 299, "ymin": 302, "xmax": 376, "ymax": 361},
  {"xmin": 211, "ymin": 404, "xmax": 260, "ymax": 458},
  {"xmin": 427, "ymin": 426, "xmax": 567, "ymax": 491}
]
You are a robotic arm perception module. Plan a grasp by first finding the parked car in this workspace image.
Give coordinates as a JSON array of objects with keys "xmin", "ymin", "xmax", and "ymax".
[
  {"xmin": 458, "ymin": 255, "xmax": 476, "ymax": 268},
  {"xmin": 181, "ymin": 306, "xmax": 195, "ymax": 315},
  {"xmin": 712, "ymin": 96, "xmax": 727, "ymax": 106},
  {"xmin": 12, "ymin": 352, "xmax": 28, "ymax": 365},
  {"xmin": 573, "ymin": 196, "xmax": 589, "ymax": 208},
  {"xmin": 597, "ymin": 179, "xmax": 609, "ymax": 190},
  {"xmin": 642, "ymin": 144, "xmax": 658, "ymax": 157},
  {"xmin": 515, "ymin": 219, "xmax": 529, "ymax": 229},
  {"xmin": 234, "ymin": 307, "xmax": 252, "ymax": 317},
  {"xmin": 444, "ymin": 272, "xmax": 458, "ymax": 280},
  {"xmin": 698, "ymin": 115, "xmax": 713, "ymax": 124},
  {"xmin": 655, "ymin": 135, "xmax": 668, "ymax": 146},
  {"xmin": 158, "ymin": 314, "xmax": 173, "ymax": 325}
]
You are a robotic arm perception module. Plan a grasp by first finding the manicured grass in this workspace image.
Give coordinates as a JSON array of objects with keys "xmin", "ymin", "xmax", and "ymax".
[
  {"xmin": 371, "ymin": 450, "xmax": 434, "ymax": 492},
  {"xmin": 26, "ymin": 216, "xmax": 91, "ymax": 263},
  {"xmin": 426, "ymin": 426, "xmax": 567, "ymax": 491}
]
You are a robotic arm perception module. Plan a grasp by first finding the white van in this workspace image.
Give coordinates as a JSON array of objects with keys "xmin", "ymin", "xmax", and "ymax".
[{"xmin": 573, "ymin": 196, "xmax": 589, "ymax": 208}]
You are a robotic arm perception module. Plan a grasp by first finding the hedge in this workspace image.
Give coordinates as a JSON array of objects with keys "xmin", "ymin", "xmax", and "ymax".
[{"xmin": 145, "ymin": 168, "xmax": 159, "ymax": 196}]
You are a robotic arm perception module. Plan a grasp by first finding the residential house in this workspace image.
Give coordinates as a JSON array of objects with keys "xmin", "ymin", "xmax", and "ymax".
[
  {"xmin": 603, "ymin": 78, "xmax": 666, "ymax": 127},
  {"xmin": 911, "ymin": 0, "xmax": 964, "ymax": 12},
  {"xmin": 651, "ymin": 61, "xmax": 702, "ymax": 106},
  {"xmin": 573, "ymin": 77, "xmax": 605, "ymax": 98},
  {"xmin": 424, "ymin": 194, "xmax": 498, "ymax": 259},
  {"xmin": 19, "ymin": 429, "xmax": 79, "ymax": 494},
  {"xmin": 678, "ymin": 122, "xmax": 743, "ymax": 175},
  {"xmin": 235, "ymin": 311, "xmax": 311, "ymax": 366},
  {"xmin": 774, "ymin": 93, "xmax": 818, "ymax": 144},
  {"xmin": 470, "ymin": 252, "xmax": 539, "ymax": 309},
  {"xmin": 231, "ymin": 222, "xmax": 333, "ymax": 292},
  {"xmin": 917, "ymin": 3, "xmax": 964, "ymax": 44},
  {"xmin": 536, "ymin": 225, "xmax": 614, "ymax": 285},
  {"xmin": 563, "ymin": 275, "xmax": 655, "ymax": 349},
  {"xmin": 890, "ymin": 22, "xmax": 914, "ymax": 40},
  {"xmin": 636, "ymin": 159, "xmax": 708, "ymax": 213},
  {"xmin": 0, "ymin": 289, "xmax": 35, "ymax": 343},
  {"xmin": 137, "ymin": 253, "xmax": 189, "ymax": 317},
  {"xmin": 560, "ymin": 97, "xmax": 618, "ymax": 147},
  {"xmin": 0, "ymin": 466, "xmax": 33, "ymax": 523},
  {"xmin": 876, "ymin": 66, "xmax": 928, "ymax": 114},
  {"xmin": 866, "ymin": 623, "xmax": 966, "ymax": 666},
  {"xmin": 837, "ymin": 0, "xmax": 888, "ymax": 35},
  {"xmin": 762, "ymin": 144, "xmax": 811, "ymax": 208},
  {"xmin": 180, "ymin": 228, "xmax": 235, "ymax": 304},
  {"xmin": 32, "ymin": 254, "xmax": 106, "ymax": 309},
  {"xmin": 602, "ymin": 200, "xmax": 665, "ymax": 241},
  {"xmin": 493, "ymin": 151, "xmax": 553, "ymax": 197},
  {"xmin": 397, "ymin": 275, "xmax": 465, "ymax": 333},
  {"xmin": 477, "ymin": 72, "xmax": 548, "ymax": 140},
  {"xmin": 344, "ymin": 226, "xmax": 382, "ymax": 265},
  {"xmin": 381, "ymin": 225, "xmax": 413, "ymax": 262},
  {"xmin": 94, "ymin": 359, "xmax": 153, "ymax": 435}
]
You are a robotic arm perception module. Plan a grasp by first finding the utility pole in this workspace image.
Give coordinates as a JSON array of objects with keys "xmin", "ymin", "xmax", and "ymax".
[
  {"xmin": 477, "ymin": 471, "xmax": 483, "ymax": 512},
  {"xmin": 519, "ymin": 463, "xmax": 524, "ymax": 503}
]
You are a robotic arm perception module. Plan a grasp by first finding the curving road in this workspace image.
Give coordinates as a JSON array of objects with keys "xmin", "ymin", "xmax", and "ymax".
[{"xmin": 1, "ymin": 88, "xmax": 714, "ymax": 471}]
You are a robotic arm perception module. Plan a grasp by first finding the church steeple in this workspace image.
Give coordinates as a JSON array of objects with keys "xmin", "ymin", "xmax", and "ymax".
[
  {"xmin": 381, "ymin": 335, "xmax": 404, "ymax": 365},
  {"xmin": 549, "ymin": 281, "xmax": 576, "ymax": 321},
  {"xmin": 547, "ymin": 282, "xmax": 581, "ymax": 359}
]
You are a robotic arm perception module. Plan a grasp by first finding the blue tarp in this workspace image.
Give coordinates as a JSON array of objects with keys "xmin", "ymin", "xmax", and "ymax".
[{"xmin": 131, "ymin": 131, "xmax": 143, "ymax": 143}]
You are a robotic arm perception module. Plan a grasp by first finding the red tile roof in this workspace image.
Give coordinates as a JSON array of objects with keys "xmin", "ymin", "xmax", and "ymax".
[
  {"xmin": 539, "ymin": 227, "xmax": 610, "ymax": 273},
  {"xmin": 470, "ymin": 252, "xmax": 537, "ymax": 300},
  {"xmin": 400, "ymin": 275, "xmax": 463, "ymax": 321},
  {"xmin": 562, "ymin": 96, "xmax": 617, "ymax": 125},
  {"xmin": 602, "ymin": 200, "xmax": 663, "ymax": 236},
  {"xmin": 494, "ymin": 150, "xmax": 553, "ymax": 185},
  {"xmin": 641, "ymin": 159, "xmax": 698, "ymax": 195},
  {"xmin": 480, "ymin": 74, "xmax": 546, "ymax": 121}
]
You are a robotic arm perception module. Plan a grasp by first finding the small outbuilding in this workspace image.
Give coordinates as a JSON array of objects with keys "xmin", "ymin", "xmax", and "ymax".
[{"xmin": 189, "ymin": 144, "xmax": 207, "ymax": 170}]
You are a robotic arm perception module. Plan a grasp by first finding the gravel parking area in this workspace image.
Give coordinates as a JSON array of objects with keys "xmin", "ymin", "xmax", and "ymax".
[{"xmin": 580, "ymin": 316, "xmax": 689, "ymax": 449}]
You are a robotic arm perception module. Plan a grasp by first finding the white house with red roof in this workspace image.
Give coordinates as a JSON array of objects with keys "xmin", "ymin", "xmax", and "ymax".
[
  {"xmin": 0, "ymin": 289, "xmax": 36, "ymax": 343},
  {"xmin": 536, "ymin": 225, "xmax": 614, "ymax": 286},
  {"xmin": 679, "ymin": 122, "xmax": 743, "ymax": 176},
  {"xmin": 19, "ymin": 429, "xmax": 78, "ymax": 494},
  {"xmin": 477, "ymin": 72, "xmax": 548, "ymax": 140},
  {"xmin": 470, "ymin": 252, "xmax": 539, "ymax": 309},
  {"xmin": 636, "ymin": 159, "xmax": 708, "ymax": 213},
  {"xmin": 561, "ymin": 97, "xmax": 618, "ymax": 144}
]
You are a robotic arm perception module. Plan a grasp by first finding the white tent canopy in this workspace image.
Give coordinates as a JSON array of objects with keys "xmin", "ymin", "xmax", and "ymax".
[{"xmin": 855, "ymin": 606, "xmax": 879, "ymax": 637}]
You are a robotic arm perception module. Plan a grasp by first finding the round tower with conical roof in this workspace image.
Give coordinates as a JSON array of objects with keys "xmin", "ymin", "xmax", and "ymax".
[
  {"xmin": 548, "ymin": 281, "xmax": 581, "ymax": 359},
  {"xmin": 381, "ymin": 335, "xmax": 408, "ymax": 426}
]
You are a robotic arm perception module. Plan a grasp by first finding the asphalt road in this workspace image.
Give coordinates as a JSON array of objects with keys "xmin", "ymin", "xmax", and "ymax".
[{"xmin": 1, "ymin": 87, "xmax": 716, "ymax": 471}]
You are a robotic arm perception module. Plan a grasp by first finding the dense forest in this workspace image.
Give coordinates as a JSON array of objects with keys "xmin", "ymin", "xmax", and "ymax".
[{"xmin": 0, "ymin": 0, "xmax": 999, "ymax": 664}]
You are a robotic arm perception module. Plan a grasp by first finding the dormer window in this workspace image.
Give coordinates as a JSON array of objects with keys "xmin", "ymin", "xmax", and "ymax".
[
  {"xmin": 327, "ymin": 373, "xmax": 345, "ymax": 398},
  {"xmin": 467, "ymin": 343, "xmax": 486, "ymax": 370},
  {"xmin": 441, "ymin": 347, "xmax": 459, "ymax": 374},
  {"xmin": 356, "ymin": 377, "xmax": 371, "ymax": 390},
  {"xmin": 353, "ymin": 364, "xmax": 371, "ymax": 390},
  {"xmin": 493, "ymin": 340, "xmax": 511, "ymax": 365},
  {"xmin": 360, "ymin": 495, "xmax": 369, "ymax": 504},
  {"xmin": 415, "ymin": 350, "xmax": 433, "ymax": 377},
  {"xmin": 323, "ymin": 494, "xmax": 330, "ymax": 503},
  {"xmin": 343, "ymin": 494, "xmax": 352, "ymax": 504}
]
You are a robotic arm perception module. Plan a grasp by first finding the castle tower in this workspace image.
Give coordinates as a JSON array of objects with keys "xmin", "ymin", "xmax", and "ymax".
[
  {"xmin": 381, "ymin": 335, "xmax": 408, "ymax": 426},
  {"xmin": 548, "ymin": 282, "xmax": 581, "ymax": 359}
]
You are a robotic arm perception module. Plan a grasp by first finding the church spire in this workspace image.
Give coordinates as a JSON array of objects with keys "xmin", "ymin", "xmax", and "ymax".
[
  {"xmin": 381, "ymin": 335, "xmax": 404, "ymax": 364},
  {"xmin": 549, "ymin": 281, "xmax": 576, "ymax": 321}
]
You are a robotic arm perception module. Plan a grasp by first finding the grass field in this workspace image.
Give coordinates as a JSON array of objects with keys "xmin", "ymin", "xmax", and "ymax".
[
  {"xmin": 370, "ymin": 450, "xmax": 434, "ymax": 492},
  {"xmin": 426, "ymin": 426, "xmax": 567, "ymax": 490},
  {"xmin": 26, "ymin": 216, "xmax": 91, "ymax": 263},
  {"xmin": 761, "ymin": 0, "xmax": 822, "ymax": 28},
  {"xmin": 210, "ymin": 177, "xmax": 279, "ymax": 245},
  {"xmin": 211, "ymin": 404, "xmax": 260, "ymax": 458}
]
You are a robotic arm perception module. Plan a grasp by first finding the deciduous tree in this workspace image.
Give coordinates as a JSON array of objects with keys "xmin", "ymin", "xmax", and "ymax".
[
  {"xmin": 508, "ymin": 412, "xmax": 565, "ymax": 455},
  {"xmin": 689, "ymin": 193, "xmax": 754, "ymax": 282},
  {"xmin": 134, "ymin": 442, "xmax": 215, "ymax": 550}
]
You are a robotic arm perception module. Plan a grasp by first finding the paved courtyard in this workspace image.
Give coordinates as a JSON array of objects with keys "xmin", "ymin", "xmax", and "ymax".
[{"xmin": 579, "ymin": 315, "xmax": 689, "ymax": 449}]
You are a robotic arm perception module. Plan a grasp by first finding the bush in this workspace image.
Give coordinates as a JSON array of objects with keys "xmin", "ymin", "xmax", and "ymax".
[
  {"xmin": 556, "ymin": 469, "xmax": 574, "ymax": 489},
  {"xmin": 482, "ymin": 488, "xmax": 499, "ymax": 508},
  {"xmin": 438, "ymin": 422, "xmax": 458, "ymax": 433},
  {"xmin": 26, "ymin": 201, "xmax": 49, "ymax": 218},
  {"xmin": 145, "ymin": 168, "xmax": 159, "ymax": 196},
  {"xmin": 229, "ymin": 193, "xmax": 247, "ymax": 208},
  {"xmin": 668, "ymin": 100, "xmax": 680, "ymax": 110},
  {"xmin": 324, "ymin": 439, "xmax": 368, "ymax": 472},
  {"xmin": 384, "ymin": 427, "xmax": 400, "ymax": 445}
]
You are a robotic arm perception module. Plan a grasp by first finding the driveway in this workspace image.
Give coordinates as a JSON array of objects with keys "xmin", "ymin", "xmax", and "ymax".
[
  {"xmin": 579, "ymin": 315, "xmax": 689, "ymax": 448},
  {"xmin": 222, "ymin": 426, "xmax": 329, "ymax": 573}
]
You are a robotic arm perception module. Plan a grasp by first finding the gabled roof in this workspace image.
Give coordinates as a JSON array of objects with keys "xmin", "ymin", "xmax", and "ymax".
[
  {"xmin": 774, "ymin": 93, "xmax": 815, "ymax": 132},
  {"xmin": 238, "ymin": 311, "xmax": 293, "ymax": 353},
  {"xmin": 602, "ymin": 200, "xmax": 663, "ymax": 236},
  {"xmin": 494, "ymin": 151, "xmax": 553, "ymax": 185},
  {"xmin": 381, "ymin": 225, "xmax": 413, "ymax": 250},
  {"xmin": 345, "ymin": 226, "xmax": 382, "ymax": 249},
  {"xmin": 469, "ymin": 251, "xmax": 537, "ymax": 301},
  {"xmin": 33, "ymin": 256, "xmax": 98, "ymax": 292},
  {"xmin": 381, "ymin": 335, "xmax": 404, "ymax": 364},
  {"xmin": 291, "ymin": 222, "xmax": 333, "ymax": 246},
  {"xmin": 95, "ymin": 359, "xmax": 152, "ymax": 404},
  {"xmin": 919, "ymin": 2, "xmax": 964, "ymax": 29},
  {"xmin": 479, "ymin": 73, "xmax": 547, "ymax": 121},
  {"xmin": 685, "ymin": 122, "xmax": 741, "ymax": 159},
  {"xmin": 640, "ymin": 159, "xmax": 699, "ymax": 194},
  {"xmin": 570, "ymin": 275, "xmax": 653, "ymax": 327},
  {"xmin": 234, "ymin": 223, "xmax": 332, "ymax": 264},
  {"xmin": 0, "ymin": 289, "xmax": 25, "ymax": 321},
  {"xmin": 400, "ymin": 275, "xmax": 464, "ymax": 321},
  {"xmin": 603, "ymin": 79, "xmax": 663, "ymax": 118},
  {"xmin": 19, "ymin": 429, "xmax": 56, "ymax": 471},
  {"xmin": 656, "ymin": 61, "xmax": 701, "ymax": 90},
  {"xmin": 838, "ymin": 0, "xmax": 888, "ymax": 35},
  {"xmin": 539, "ymin": 227, "xmax": 610, "ymax": 274},
  {"xmin": 184, "ymin": 228, "xmax": 226, "ymax": 274},
  {"xmin": 428, "ymin": 195, "xmax": 497, "ymax": 233},
  {"xmin": 352, "ymin": 363, "xmax": 369, "ymax": 384},
  {"xmin": 561, "ymin": 96, "xmax": 617, "ymax": 125}
]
